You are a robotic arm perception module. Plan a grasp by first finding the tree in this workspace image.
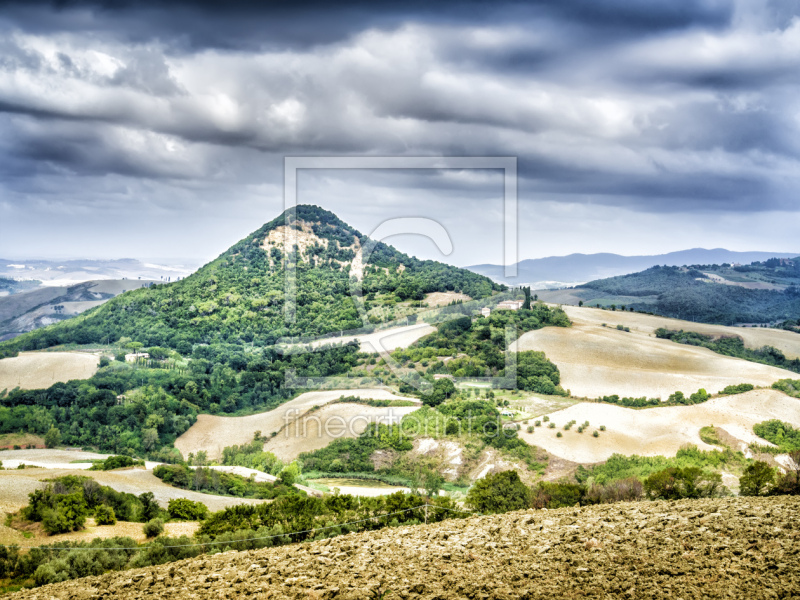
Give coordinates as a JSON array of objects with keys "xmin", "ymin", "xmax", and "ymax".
[
  {"xmin": 739, "ymin": 461, "xmax": 775, "ymax": 496},
  {"xmin": 143, "ymin": 518, "xmax": 164, "ymax": 538},
  {"xmin": 138, "ymin": 492, "xmax": 160, "ymax": 522},
  {"xmin": 522, "ymin": 286, "xmax": 531, "ymax": 310},
  {"xmin": 466, "ymin": 470, "xmax": 530, "ymax": 513},
  {"xmin": 94, "ymin": 504, "xmax": 117, "ymax": 525},
  {"xmin": 44, "ymin": 427, "xmax": 61, "ymax": 449},
  {"xmin": 578, "ymin": 300, "xmax": 583, "ymax": 307}
]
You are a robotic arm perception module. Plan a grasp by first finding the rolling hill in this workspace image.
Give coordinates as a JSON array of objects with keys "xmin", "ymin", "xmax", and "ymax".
[
  {"xmin": 0, "ymin": 205, "xmax": 503, "ymax": 356},
  {"xmin": 468, "ymin": 248, "xmax": 800, "ymax": 287}
]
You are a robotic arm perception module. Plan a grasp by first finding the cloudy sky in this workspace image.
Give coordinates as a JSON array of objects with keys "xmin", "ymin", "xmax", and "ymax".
[{"xmin": 1, "ymin": 0, "xmax": 799, "ymax": 268}]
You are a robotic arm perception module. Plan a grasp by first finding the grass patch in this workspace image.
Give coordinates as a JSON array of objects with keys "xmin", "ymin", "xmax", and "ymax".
[{"xmin": 699, "ymin": 426, "xmax": 724, "ymax": 447}]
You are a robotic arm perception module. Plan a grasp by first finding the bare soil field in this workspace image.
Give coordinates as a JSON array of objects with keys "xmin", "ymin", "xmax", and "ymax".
[
  {"xmin": 265, "ymin": 403, "xmax": 419, "ymax": 461},
  {"xmin": 0, "ymin": 351, "xmax": 99, "ymax": 391},
  {"xmin": 512, "ymin": 307, "xmax": 798, "ymax": 399},
  {"xmin": 424, "ymin": 291, "xmax": 472, "ymax": 307},
  {"xmin": 304, "ymin": 322, "xmax": 436, "ymax": 353},
  {"xmin": 175, "ymin": 389, "xmax": 416, "ymax": 461},
  {"xmin": 561, "ymin": 304, "xmax": 800, "ymax": 360},
  {"xmin": 0, "ymin": 433, "xmax": 45, "ymax": 450},
  {"xmin": 11, "ymin": 495, "xmax": 800, "ymax": 600},
  {"xmin": 519, "ymin": 388, "xmax": 800, "ymax": 463}
]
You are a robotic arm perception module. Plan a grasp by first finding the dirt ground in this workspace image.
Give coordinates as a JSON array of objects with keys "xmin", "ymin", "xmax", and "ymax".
[
  {"xmin": 265, "ymin": 403, "xmax": 420, "ymax": 461},
  {"xmin": 175, "ymin": 389, "xmax": 417, "ymax": 461},
  {"xmin": 518, "ymin": 388, "xmax": 800, "ymax": 463},
  {"xmin": 10, "ymin": 495, "xmax": 800, "ymax": 600},
  {"xmin": 0, "ymin": 351, "xmax": 99, "ymax": 391},
  {"xmin": 424, "ymin": 291, "xmax": 472, "ymax": 307},
  {"xmin": 560, "ymin": 304, "xmax": 800, "ymax": 360},
  {"xmin": 304, "ymin": 323, "xmax": 436, "ymax": 354},
  {"xmin": 512, "ymin": 307, "xmax": 798, "ymax": 399}
]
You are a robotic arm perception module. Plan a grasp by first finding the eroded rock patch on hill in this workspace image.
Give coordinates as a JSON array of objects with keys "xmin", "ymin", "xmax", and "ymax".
[{"xmin": 10, "ymin": 496, "xmax": 800, "ymax": 599}]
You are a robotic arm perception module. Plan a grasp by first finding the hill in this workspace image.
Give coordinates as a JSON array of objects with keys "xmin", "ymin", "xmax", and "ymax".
[
  {"xmin": 568, "ymin": 262, "xmax": 800, "ymax": 326},
  {"xmin": 0, "ymin": 205, "xmax": 502, "ymax": 356},
  {"xmin": 7, "ymin": 495, "xmax": 799, "ymax": 599},
  {"xmin": 468, "ymin": 248, "xmax": 800, "ymax": 287},
  {"xmin": 0, "ymin": 280, "xmax": 159, "ymax": 342}
]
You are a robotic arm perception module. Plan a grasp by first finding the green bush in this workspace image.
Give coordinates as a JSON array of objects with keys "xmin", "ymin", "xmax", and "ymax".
[
  {"xmin": 143, "ymin": 518, "xmax": 164, "ymax": 538},
  {"xmin": 643, "ymin": 467, "xmax": 724, "ymax": 500},
  {"xmin": 44, "ymin": 427, "xmax": 61, "ymax": 449},
  {"xmin": 94, "ymin": 504, "xmax": 117, "ymax": 525},
  {"xmin": 168, "ymin": 498, "xmax": 208, "ymax": 521},
  {"xmin": 719, "ymin": 383, "xmax": 754, "ymax": 395},
  {"xmin": 753, "ymin": 420, "xmax": 800, "ymax": 452},
  {"xmin": 739, "ymin": 461, "xmax": 775, "ymax": 496},
  {"xmin": 465, "ymin": 471, "xmax": 530, "ymax": 514}
]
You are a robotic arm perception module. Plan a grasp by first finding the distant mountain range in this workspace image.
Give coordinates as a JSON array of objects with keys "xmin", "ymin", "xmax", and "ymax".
[
  {"xmin": 0, "ymin": 258, "xmax": 197, "ymax": 287},
  {"xmin": 467, "ymin": 249, "xmax": 800, "ymax": 288}
]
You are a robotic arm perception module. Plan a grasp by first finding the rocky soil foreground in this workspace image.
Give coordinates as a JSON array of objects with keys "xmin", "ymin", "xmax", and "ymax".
[{"xmin": 10, "ymin": 496, "xmax": 800, "ymax": 600}]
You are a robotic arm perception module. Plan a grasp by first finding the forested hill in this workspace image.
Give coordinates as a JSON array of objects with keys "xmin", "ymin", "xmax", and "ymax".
[
  {"xmin": 582, "ymin": 264, "xmax": 800, "ymax": 325},
  {"xmin": 0, "ymin": 205, "xmax": 503, "ymax": 355}
]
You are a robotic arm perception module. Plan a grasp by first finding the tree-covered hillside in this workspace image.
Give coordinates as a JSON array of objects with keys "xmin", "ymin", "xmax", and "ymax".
[
  {"xmin": 0, "ymin": 206, "xmax": 502, "ymax": 356},
  {"xmin": 583, "ymin": 265, "xmax": 800, "ymax": 325}
]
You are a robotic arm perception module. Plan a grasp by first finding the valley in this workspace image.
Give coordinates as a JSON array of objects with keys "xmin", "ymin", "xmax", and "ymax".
[{"xmin": 0, "ymin": 207, "xmax": 799, "ymax": 596}]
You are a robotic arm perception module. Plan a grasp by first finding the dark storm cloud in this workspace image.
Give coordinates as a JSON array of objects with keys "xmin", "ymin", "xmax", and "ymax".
[{"xmin": 1, "ymin": 0, "xmax": 799, "ymax": 257}]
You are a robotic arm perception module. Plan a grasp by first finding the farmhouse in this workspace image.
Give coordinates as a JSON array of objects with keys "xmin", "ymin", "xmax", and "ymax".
[
  {"xmin": 481, "ymin": 307, "xmax": 491, "ymax": 317},
  {"xmin": 125, "ymin": 352, "xmax": 150, "ymax": 362},
  {"xmin": 496, "ymin": 300, "xmax": 524, "ymax": 311}
]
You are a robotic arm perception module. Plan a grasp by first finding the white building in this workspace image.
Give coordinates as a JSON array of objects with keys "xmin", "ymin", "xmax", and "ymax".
[
  {"xmin": 496, "ymin": 300, "xmax": 524, "ymax": 311},
  {"xmin": 481, "ymin": 307, "xmax": 491, "ymax": 317}
]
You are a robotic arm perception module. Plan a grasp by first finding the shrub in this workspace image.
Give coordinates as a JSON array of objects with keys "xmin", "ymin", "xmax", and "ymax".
[
  {"xmin": 542, "ymin": 416, "xmax": 549, "ymax": 422},
  {"xmin": 534, "ymin": 420, "xmax": 541, "ymax": 427},
  {"xmin": 599, "ymin": 425, "xmax": 606, "ymax": 431},
  {"xmin": 168, "ymin": 498, "xmax": 208, "ymax": 521},
  {"xmin": 739, "ymin": 461, "xmax": 775, "ymax": 496},
  {"xmin": 527, "ymin": 426, "xmax": 534, "ymax": 433},
  {"xmin": 644, "ymin": 467, "xmax": 724, "ymax": 500},
  {"xmin": 143, "ymin": 518, "xmax": 164, "ymax": 538},
  {"xmin": 94, "ymin": 504, "xmax": 117, "ymax": 525},
  {"xmin": 548, "ymin": 422, "xmax": 555, "ymax": 429},
  {"xmin": 593, "ymin": 430, "xmax": 599, "ymax": 438},
  {"xmin": 465, "ymin": 471, "xmax": 530, "ymax": 514},
  {"xmin": 719, "ymin": 383, "xmax": 754, "ymax": 395},
  {"xmin": 531, "ymin": 482, "xmax": 585, "ymax": 509},
  {"xmin": 556, "ymin": 432, "xmax": 562, "ymax": 438},
  {"xmin": 44, "ymin": 427, "xmax": 61, "ymax": 449}
]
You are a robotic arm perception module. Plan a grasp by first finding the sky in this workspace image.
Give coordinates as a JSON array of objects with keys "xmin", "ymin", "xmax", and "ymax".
[{"xmin": 1, "ymin": 0, "xmax": 799, "ymax": 268}]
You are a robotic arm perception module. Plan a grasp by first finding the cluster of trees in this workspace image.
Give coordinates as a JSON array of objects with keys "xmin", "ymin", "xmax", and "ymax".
[
  {"xmin": 299, "ymin": 423, "xmax": 413, "ymax": 473},
  {"xmin": 465, "ymin": 471, "xmax": 644, "ymax": 514},
  {"xmin": 655, "ymin": 328, "xmax": 800, "ymax": 374},
  {"xmin": 152, "ymin": 464, "xmax": 299, "ymax": 500},
  {"xmin": 197, "ymin": 490, "xmax": 461, "ymax": 541},
  {"xmin": 466, "ymin": 463, "xmax": 731, "ymax": 515},
  {"xmin": 582, "ymin": 265, "xmax": 800, "ymax": 325},
  {"xmin": 739, "ymin": 455, "xmax": 800, "ymax": 497},
  {"xmin": 753, "ymin": 420, "xmax": 800, "ymax": 452},
  {"xmin": 594, "ymin": 388, "xmax": 710, "ymax": 408},
  {"xmin": 394, "ymin": 304, "xmax": 569, "ymax": 392},
  {"xmin": 772, "ymin": 378, "xmax": 800, "ymax": 398},
  {"xmin": 22, "ymin": 476, "xmax": 163, "ymax": 535},
  {"xmin": 0, "ymin": 341, "xmax": 362, "ymax": 458}
]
